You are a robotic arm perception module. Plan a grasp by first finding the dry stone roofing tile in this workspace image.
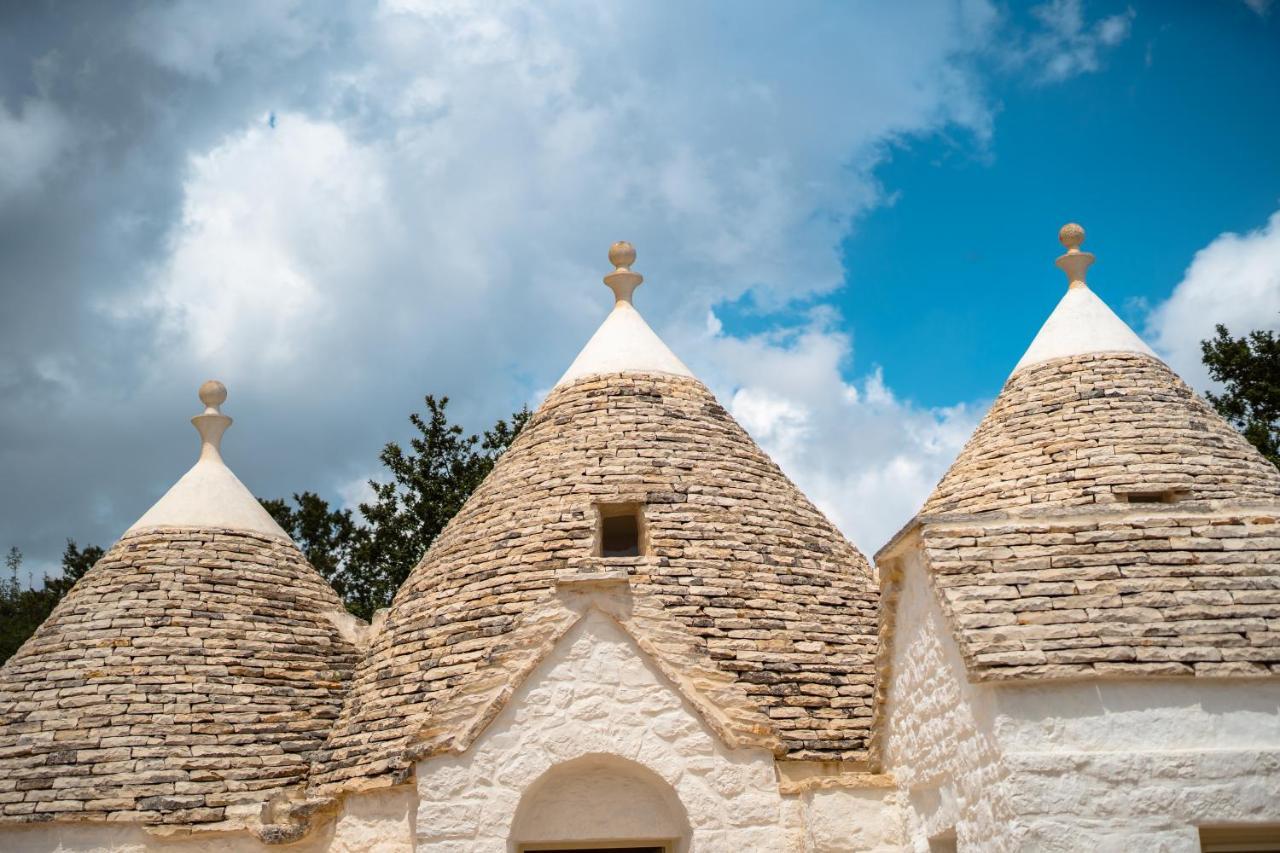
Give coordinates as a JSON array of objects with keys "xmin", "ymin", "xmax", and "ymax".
[
  {"xmin": 918, "ymin": 509, "xmax": 1280, "ymax": 681},
  {"xmin": 924, "ymin": 352, "xmax": 1280, "ymax": 516},
  {"xmin": 895, "ymin": 350, "xmax": 1280, "ymax": 684}
]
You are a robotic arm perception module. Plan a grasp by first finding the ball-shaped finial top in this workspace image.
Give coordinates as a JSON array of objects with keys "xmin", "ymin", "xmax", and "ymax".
[
  {"xmin": 1059, "ymin": 222, "xmax": 1085, "ymax": 251},
  {"xmin": 609, "ymin": 241, "xmax": 636, "ymax": 270},
  {"xmin": 198, "ymin": 379, "xmax": 228, "ymax": 410}
]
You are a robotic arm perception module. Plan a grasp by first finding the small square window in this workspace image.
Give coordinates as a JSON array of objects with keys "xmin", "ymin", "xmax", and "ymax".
[
  {"xmin": 928, "ymin": 832, "xmax": 957, "ymax": 853},
  {"xmin": 596, "ymin": 504, "xmax": 646, "ymax": 558}
]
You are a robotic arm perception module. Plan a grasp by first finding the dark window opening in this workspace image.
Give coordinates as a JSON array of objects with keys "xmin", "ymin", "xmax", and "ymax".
[
  {"xmin": 601, "ymin": 513, "xmax": 640, "ymax": 557},
  {"xmin": 528, "ymin": 849, "xmax": 664, "ymax": 853},
  {"xmin": 1120, "ymin": 489, "xmax": 1188, "ymax": 504},
  {"xmin": 1199, "ymin": 824, "xmax": 1280, "ymax": 852},
  {"xmin": 596, "ymin": 504, "xmax": 645, "ymax": 558}
]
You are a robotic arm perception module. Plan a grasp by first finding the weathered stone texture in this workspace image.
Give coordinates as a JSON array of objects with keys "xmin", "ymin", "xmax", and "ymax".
[
  {"xmin": 925, "ymin": 352, "xmax": 1280, "ymax": 516},
  {"xmin": 0, "ymin": 528, "xmax": 359, "ymax": 832},
  {"xmin": 921, "ymin": 509, "xmax": 1280, "ymax": 681},
  {"xmin": 310, "ymin": 372, "xmax": 879, "ymax": 795}
]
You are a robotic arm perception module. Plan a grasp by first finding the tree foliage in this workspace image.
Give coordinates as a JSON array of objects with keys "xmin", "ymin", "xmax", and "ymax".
[
  {"xmin": 0, "ymin": 541, "xmax": 104, "ymax": 665},
  {"xmin": 1201, "ymin": 323, "xmax": 1280, "ymax": 469},
  {"xmin": 262, "ymin": 395, "xmax": 528, "ymax": 620}
]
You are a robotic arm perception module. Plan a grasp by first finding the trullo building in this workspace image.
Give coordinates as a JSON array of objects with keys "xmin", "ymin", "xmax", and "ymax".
[{"xmin": 0, "ymin": 228, "xmax": 1277, "ymax": 852}]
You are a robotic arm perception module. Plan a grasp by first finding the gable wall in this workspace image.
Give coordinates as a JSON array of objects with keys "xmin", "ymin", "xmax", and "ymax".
[{"xmin": 413, "ymin": 608, "xmax": 791, "ymax": 851}]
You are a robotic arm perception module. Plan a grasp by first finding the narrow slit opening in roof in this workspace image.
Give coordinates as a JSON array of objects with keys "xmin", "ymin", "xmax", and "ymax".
[
  {"xmin": 1119, "ymin": 489, "xmax": 1189, "ymax": 504},
  {"xmin": 596, "ymin": 503, "xmax": 646, "ymax": 558}
]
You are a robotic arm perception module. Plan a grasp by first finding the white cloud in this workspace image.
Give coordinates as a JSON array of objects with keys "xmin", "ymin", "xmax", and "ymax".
[
  {"xmin": 1146, "ymin": 209, "xmax": 1280, "ymax": 391},
  {"xmin": 1, "ymin": 0, "xmax": 1136, "ymax": 565},
  {"xmin": 1010, "ymin": 0, "xmax": 1135, "ymax": 84},
  {"xmin": 689, "ymin": 311, "xmax": 981, "ymax": 554},
  {"xmin": 114, "ymin": 114, "xmax": 396, "ymax": 373}
]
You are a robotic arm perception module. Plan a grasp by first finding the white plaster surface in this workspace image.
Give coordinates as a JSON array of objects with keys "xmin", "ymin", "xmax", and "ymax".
[
  {"xmin": 1012, "ymin": 283, "xmax": 1157, "ymax": 373},
  {"xmin": 556, "ymin": 299, "xmax": 694, "ymax": 387},
  {"xmin": 125, "ymin": 454, "xmax": 290, "ymax": 540},
  {"xmin": 0, "ymin": 776, "xmax": 414, "ymax": 853},
  {"xmin": 324, "ymin": 785, "xmax": 416, "ymax": 853},
  {"xmin": 792, "ymin": 788, "xmax": 906, "ymax": 853},
  {"xmin": 413, "ymin": 608, "xmax": 787, "ymax": 851},
  {"xmin": 885, "ymin": 542, "xmax": 1280, "ymax": 852}
]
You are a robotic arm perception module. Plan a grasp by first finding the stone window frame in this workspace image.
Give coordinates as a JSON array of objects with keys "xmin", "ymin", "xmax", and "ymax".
[{"xmin": 594, "ymin": 502, "xmax": 649, "ymax": 558}]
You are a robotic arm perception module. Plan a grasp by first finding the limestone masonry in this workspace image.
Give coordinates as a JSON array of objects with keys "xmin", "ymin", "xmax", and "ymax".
[{"xmin": 1, "ymin": 230, "xmax": 1278, "ymax": 852}]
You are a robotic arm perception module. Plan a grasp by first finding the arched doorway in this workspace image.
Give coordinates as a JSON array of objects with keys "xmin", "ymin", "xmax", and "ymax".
[{"xmin": 509, "ymin": 754, "xmax": 692, "ymax": 853}]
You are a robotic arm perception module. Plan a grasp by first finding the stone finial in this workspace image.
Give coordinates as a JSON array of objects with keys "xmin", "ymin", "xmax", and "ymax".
[
  {"xmin": 199, "ymin": 379, "xmax": 228, "ymax": 413},
  {"xmin": 1055, "ymin": 222, "xmax": 1094, "ymax": 289},
  {"xmin": 193, "ymin": 380, "xmax": 232, "ymax": 462},
  {"xmin": 604, "ymin": 241, "xmax": 643, "ymax": 303}
]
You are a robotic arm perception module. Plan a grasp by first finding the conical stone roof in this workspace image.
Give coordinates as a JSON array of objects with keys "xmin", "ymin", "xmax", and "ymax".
[
  {"xmin": 0, "ymin": 383, "xmax": 360, "ymax": 837},
  {"xmin": 884, "ymin": 225, "xmax": 1280, "ymax": 684},
  {"xmin": 924, "ymin": 225, "xmax": 1280, "ymax": 515},
  {"xmin": 309, "ymin": 246, "xmax": 880, "ymax": 795}
]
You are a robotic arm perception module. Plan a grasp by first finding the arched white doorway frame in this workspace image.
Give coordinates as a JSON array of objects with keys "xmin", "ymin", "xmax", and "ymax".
[{"xmin": 509, "ymin": 753, "xmax": 692, "ymax": 853}]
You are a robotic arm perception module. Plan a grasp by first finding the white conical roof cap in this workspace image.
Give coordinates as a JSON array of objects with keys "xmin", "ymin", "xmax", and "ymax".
[
  {"xmin": 555, "ymin": 242, "xmax": 694, "ymax": 388},
  {"xmin": 1013, "ymin": 223, "xmax": 1157, "ymax": 374},
  {"xmin": 125, "ymin": 381, "xmax": 290, "ymax": 540}
]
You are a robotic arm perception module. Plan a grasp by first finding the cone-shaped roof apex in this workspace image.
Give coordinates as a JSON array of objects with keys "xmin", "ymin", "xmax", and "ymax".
[
  {"xmin": 125, "ymin": 380, "xmax": 289, "ymax": 540},
  {"xmin": 916, "ymin": 223, "xmax": 1280, "ymax": 520},
  {"xmin": 1013, "ymin": 223, "xmax": 1156, "ymax": 373},
  {"xmin": 555, "ymin": 242, "xmax": 694, "ymax": 388}
]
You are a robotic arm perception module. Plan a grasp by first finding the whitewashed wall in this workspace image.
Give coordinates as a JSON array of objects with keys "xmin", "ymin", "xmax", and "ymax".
[
  {"xmin": 0, "ymin": 786, "xmax": 413, "ymax": 853},
  {"xmin": 882, "ymin": 546, "xmax": 1016, "ymax": 852},
  {"xmin": 885, "ymin": 541, "xmax": 1280, "ymax": 852}
]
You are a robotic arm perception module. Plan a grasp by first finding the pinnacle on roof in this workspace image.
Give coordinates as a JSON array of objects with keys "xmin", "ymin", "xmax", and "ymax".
[
  {"xmin": 555, "ymin": 241, "xmax": 694, "ymax": 387},
  {"xmin": 125, "ymin": 380, "xmax": 290, "ymax": 540},
  {"xmin": 1012, "ymin": 223, "xmax": 1156, "ymax": 373},
  {"xmin": 919, "ymin": 223, "xmax": 1280, "ymax": 518}
]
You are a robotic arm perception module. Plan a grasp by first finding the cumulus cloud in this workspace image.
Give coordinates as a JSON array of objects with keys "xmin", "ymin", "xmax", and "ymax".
[
  {"xmin": 690, "ymin": 311, "xmax": 981, "ymax": 553},
  {"xmin": 1146, "ymin": 209, "xmax": 1280, "ymax": 390},
  {"xmin": 0, "ymin": 0, "xmax": 1129, "ymax": 570}
]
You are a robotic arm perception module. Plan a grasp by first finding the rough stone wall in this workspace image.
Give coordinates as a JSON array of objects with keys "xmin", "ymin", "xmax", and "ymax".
[
  {"xmin": 881, "ymin": 545, "xmax": 1016, "ymax": 852},
  {"xmin": 413, "ymin": 608, "xmax": 790, "ymax": 851},
  {"xmin": 312, "ymin": 372, "xmax": 879, "ymax": 794},
  {"xmin": 884, "ymin": 538, "xmax": 1280, "ymax": 852},
  {"xmin": 924, "ymin": 352, "xmax": 1280, "ymax": 516},
  {"xmin": 994, "ymin": 678, "xmax": 1280, "ymax": 852},
  {"xmin": 920, "ymin": 508, "xmax": 1280, "ymax": 681},
  {"xmin": 0, "ymin": 528, "xmax": 359, "ymax": 833}
]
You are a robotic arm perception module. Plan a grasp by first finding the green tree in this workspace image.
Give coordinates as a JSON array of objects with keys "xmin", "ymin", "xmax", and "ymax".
[
  {"xmin": 1202, "ymin": 324, "xmax": 1280, "ymax": 469},
  {"xmin": 0, "ymin": 541, "xmax": 109, "ymax": 665},
  {"xmin": 262, "ymin": 396, "xmax": 529, "ymax": 621},
  {"xmin": 260, "ymin": 492, "xmax": 360, "ymax": 598},
  {"xmin": 53, "ymin": 540, "xmax": 104, "ymax": 593}
]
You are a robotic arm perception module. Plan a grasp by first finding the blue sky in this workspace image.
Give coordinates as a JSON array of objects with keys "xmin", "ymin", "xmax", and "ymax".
[
  {"xmin": 724, "ymin": 0, "xmax": 1280, "ymax": 407},
  {"xmin": 1, "ymin": 0, "xmax": 1278, "ymax": 575}
]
